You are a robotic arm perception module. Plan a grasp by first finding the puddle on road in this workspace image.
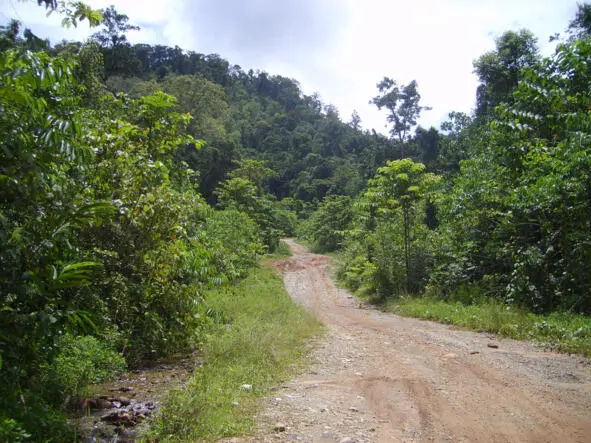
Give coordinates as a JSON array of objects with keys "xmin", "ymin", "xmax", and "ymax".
[{"xmin": 69, "ymin": 352, "xmax": 201, "ymax": 442}]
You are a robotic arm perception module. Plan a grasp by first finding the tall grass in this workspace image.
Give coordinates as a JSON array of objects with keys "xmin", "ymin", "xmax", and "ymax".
[
  {"xmin": 387, "ymin": 297, "xmax": 591, "ymax": 357},
  {"xmin": 147, "ymin": 262, "xmax": 322, "ymax": 440}
]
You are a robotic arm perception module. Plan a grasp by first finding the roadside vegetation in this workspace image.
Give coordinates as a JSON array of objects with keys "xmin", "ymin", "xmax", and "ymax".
[
  {"xmin": 148, "ymin": 262, "xmax": 322, "ymax": 440},
  {"xmin": 389, "ymin": 297, "xmax": 591, "ymax": 357}
]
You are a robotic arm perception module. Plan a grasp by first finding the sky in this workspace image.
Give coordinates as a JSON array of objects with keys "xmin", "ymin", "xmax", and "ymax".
[{"xmin": 0, "ymin": 0, "xmax": 582, "ymax": 133}]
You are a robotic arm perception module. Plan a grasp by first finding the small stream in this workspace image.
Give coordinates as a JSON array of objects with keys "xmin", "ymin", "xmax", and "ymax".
[{"xmin": 69, "ymin": 352, "xmax": 200, "ymax": 442}]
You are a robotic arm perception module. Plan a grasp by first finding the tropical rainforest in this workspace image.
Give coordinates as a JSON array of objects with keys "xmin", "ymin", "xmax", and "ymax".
[{"xmin": 1, "ymin": 1, "xmax": 591, "ymax": 440}]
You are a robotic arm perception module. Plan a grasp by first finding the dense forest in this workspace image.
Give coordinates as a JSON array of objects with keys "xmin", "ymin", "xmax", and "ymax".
[{"xmin": 1, "ymin": 1, "xmax": 591, "ymax": 440}]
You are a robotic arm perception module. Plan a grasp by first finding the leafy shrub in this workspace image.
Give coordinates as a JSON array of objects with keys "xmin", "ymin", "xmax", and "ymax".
[
  {"xmin": 41, "ymin": 334, "xmax": 126, "ymax": 397},
  {"xmin": 0, "ymin": 419, "xmax": 31, "ymax": 443},
  {"xmin": 299, "ymin": 195, "xmax": 353, "ymax": 252}
]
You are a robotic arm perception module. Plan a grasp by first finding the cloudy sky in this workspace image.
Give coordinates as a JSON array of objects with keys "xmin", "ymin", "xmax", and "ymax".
[{"xmin": 0, "ymin": 0, "xmax": 582, "ymax": 132}]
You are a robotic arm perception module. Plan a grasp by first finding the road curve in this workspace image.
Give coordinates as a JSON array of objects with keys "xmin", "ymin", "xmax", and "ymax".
[{"xmin": 233, "ymin": 240, "xmax": 591, "ymax": 442}]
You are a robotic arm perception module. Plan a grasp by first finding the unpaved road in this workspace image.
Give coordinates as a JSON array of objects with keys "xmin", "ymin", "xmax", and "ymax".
[{"xmin": 234, "ymin": 240, "xmax": 591, "ymax": 442}]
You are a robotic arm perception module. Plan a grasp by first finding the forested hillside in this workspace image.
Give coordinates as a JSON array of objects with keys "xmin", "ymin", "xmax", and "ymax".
[{"xmin": 1, "ymin": 1, "xmax": 590, "ymax": 440}]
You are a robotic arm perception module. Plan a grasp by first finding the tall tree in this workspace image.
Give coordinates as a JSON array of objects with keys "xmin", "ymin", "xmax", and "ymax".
[
  {"xmin": 362, "ymin": 159, "xmax": 441, "ymax": 293},
  {"xmin": 91, "ymin": 5, "xmax": 139, "ymax": 48},
  {"xmin": 370, "ymin": 77, "xmax": 430, "ymax": 148},
  {"xmin": 473, "ymin": 29, "xmax": 539, "ymax": 117},
  {"xmin": 568, "ymin": 2, "xmax": 591, "ymax": 39},
  {"xmin": 91, "ymin": 6, "xmax": 139, "ymax": 76}
]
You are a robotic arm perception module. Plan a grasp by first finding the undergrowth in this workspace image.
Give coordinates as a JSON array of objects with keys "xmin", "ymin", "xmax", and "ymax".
[
  {"xmin": 386, "ymin": 297, "xmax": 591, "ymax": 357},
  {"xmin": 147, "ymin": 261, "xmax": 322, "ymax": 440},
  {"xmin": 269, "ymin": 239, "xmax": 293, "ymax": 258}
]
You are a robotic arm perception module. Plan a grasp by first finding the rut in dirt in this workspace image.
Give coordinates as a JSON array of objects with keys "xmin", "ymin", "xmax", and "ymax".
[{"xmin": 247, "ymin": 240, "xmax": 591, "ymax": 443}]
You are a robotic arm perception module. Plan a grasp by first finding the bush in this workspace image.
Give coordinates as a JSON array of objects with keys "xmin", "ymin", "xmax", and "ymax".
[
  {"xmin": 41, "ymin": 334, "xmax": 126, "ymax": 397},
  {"xmin": 299, "ymin": 195, "xmax": 353, "ymax": 253}
]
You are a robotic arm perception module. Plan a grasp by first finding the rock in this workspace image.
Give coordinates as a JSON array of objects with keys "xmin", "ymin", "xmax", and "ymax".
[
  {"xmin": 487, "ymin": 343, "xmax": 499, "ymax": 349},
  {"xmin": 118, "ymin": 386, "xmax": 134, "ymax": 392},
  {"xmin": 108, "ymin": 396, "xmax": 131, "ymax": 406},
  {"xmin": 274, "ymin": 423, "xmax": 287, "ymax": 432},
  {"xmin": 240, "ymin": 384, "xmax": 252, "ymax": 391},
  {"xmin": 101, "ymin": 411, "xmax": 136, "ymax": 427},
  {"xmin": 87, "ymin": 398, "xmax": 113, "ymax": 410},
  {"xmin": 145, "ymin": 401, "xmax": 156, "ymax": 410}
]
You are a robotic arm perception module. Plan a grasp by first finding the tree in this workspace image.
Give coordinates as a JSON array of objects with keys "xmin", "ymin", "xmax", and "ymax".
[
  {"xmin": 91, "ymin": 6, "xmax": 140, "ymax": 77},
  {"xmin": 370, "ymin": 77, "xmax": 431, "ymax": 145},
  {"xmin": 435, "ymin": 37, "xmax": 591, "ymax": 313},
  {"xmin": 494, "ymin": 38, "xmax": 591, "ymax": 312},
  {"xmin": 568, "ymin": 2, "xmax": 591, "ymax": 39},
  {"xmin": 215, "ymin": 177, "xmax": 284, "ymax": 251},
  {"xmin": 159, "ymin": 74, "xmax": 238, "ymax": 198},
  {"xmin": 300, "ymin": 195, "xmax": 354, "ymax": 252},
  {"xmin": 414, "ymin": 126, "xmax": 440, "ymax": 171},
  {"xmin": 350, "ymin": 110, "xmax": 362, "ymax": 131},
  {"xmin": 227, "ymin": 159, "xmax": 277, "ymax": 193},
  {"xmin": 473, "ymin": 29, "xmax": 539, "ymax": 117},
  {"xmin": 36, "ymin": 0, "xmax": 102, "ymax": 28},
  {"xmin": 359, "ymin": 159, "xmax": 441, "ymax": 294},
  {"xmin": 91, "ymin": 5, "xmax": 139, "ymax": 48}
]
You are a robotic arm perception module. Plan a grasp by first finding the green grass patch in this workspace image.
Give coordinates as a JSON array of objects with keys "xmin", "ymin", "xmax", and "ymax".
[
  {"xmin": 146, "ymin": 262, "xmax": 323, "ymax": 440},
  {"xmin": 269, "ymin": 239, "xmax": 293, "ymax": 258},
  {"xmin": 386, "ymin": 296, "xmax": 591, "ymax": 357}
]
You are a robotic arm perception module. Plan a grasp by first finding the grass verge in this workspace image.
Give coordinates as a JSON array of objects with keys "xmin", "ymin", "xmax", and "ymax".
[
  {"xmin": 386, "ymin": 297, "xmax": 591, "ymax": 357},
  {"xmin": 269, "ymin": 239, "xmax": 293, "ymax": 258},
  {"xmin": 146, "ymin": 261, "xmax": 323, "ymax": 440}
]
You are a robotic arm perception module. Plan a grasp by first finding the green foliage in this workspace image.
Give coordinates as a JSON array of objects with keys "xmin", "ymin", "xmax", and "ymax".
[
  {"xmin": 3, "ymin": 5, "xmax": 591, "ymax": 438},
  {"xmin": 434, "ymin": 37, "xmax": 591, "ymax": 313},
  {"xmin": 568, "ymin": 3, "xmax": 591, "ymax": 39},
  {"xmin": 389, "ymin": 297, "xmax": 591, "ymax": 357},
  {"xmin": 0, "ymin": 46, "xmax": 268, "ymax": 439},
  {"xmin": 0, "ymin": 418, "xmax": 32, "ymax": 443},
  {"xmin": 342, "ymin": 159, "xmax": 441, "ymax": 296},
  {"xmin": 38, "ymin": 1, "xmax": 103, "ymax": 28},
  {"xmin": 202, "ymin": 209, "xmax": 265, "ymax": 279},
  {"xmin": 41, "ymin": 334, "xmax": 125, "ymax": 397},
  {"xmin": 299, "ymin": 194, "xmax": 354, "ymax": 252},
  {"xmin": 272, "ymin": 239, "xmax": 293, "ymax": 258},
  {"xmin": 473, "ymin": 29, "xmax": 539, "ymax": 117},
  {"xmin": 148, "ymin": 265, "xmax": 323, "ymax": 440},
  {"xmin": 215, "ymin": 176, "xmax": 294, "ymax": 251},
  {"xmin": 371, "ymin": 77, "xmax": 431, "ymax": 143}
]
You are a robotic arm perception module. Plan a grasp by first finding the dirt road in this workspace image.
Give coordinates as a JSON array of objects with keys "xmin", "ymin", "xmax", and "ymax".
[{"xmin": 240, "ymin": 240, "xmax": 591, "ymax": 442}]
